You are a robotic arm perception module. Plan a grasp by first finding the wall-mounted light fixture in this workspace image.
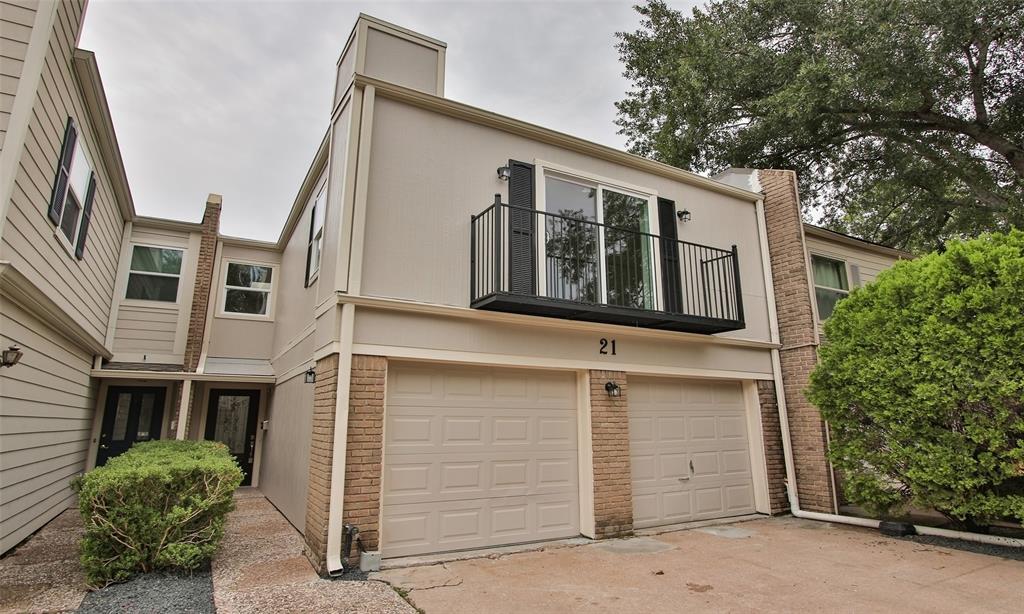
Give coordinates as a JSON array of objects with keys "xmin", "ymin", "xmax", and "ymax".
[
  {"xmin": 496, "ymin": 165, "xmax": 511, "ymax": 181},
  {"xmin": 676, "ymin": 209, "xmax": 692, "ymax": 223},
  {"xmin": 1, "ymin": 345, "xmax": 23, "ymax": 368},
  {"xmin": 304, "ymin": 367, "xmax": 317, "ymax": 384},
  {"xmin": 604, "ymin": 381, "xmax": 621, "ymax": 397}
]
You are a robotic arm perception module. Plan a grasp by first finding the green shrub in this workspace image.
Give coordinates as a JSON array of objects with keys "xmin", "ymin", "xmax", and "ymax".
[
  {"xmin": 808, "ymin": 230, "xmax": 1024, "ymax": 528},
  {"xmin": 72, "ymin": 439, "xmax": 243, "ymax": 586}
]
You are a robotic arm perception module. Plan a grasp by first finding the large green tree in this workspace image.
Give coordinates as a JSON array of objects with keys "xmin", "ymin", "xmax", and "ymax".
[{"xmin": 616, "ymin": 0, "xmax": 1024, "ymax": 252}]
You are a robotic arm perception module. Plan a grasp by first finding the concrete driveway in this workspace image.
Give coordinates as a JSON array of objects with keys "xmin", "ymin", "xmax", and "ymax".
[{"xmin": 373, "ymin": 517, "xmax": 1022, "ymax": 614}]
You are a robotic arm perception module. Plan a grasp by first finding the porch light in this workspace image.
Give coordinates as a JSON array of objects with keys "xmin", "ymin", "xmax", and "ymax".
[
  {"xmin": 604, "ymin": 381, "xmax": 621, "ymax": 397},
  {"xmin": 677, "ymin": 209, "xmax": 692, "ymax": 223},
  {"xmin": 304, "ymin": 367, "xmax": 317, "ymax": 384},
  {"xmin": 496, "ymin": 165, "xmax": 511, "ymax": 181},
  {"xmin": 1, "ymin": 345, "xmax": 23, "ymax": 368}
]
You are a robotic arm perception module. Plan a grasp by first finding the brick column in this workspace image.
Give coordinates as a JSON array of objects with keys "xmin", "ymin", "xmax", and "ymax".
[
  {"xmin": 341, "ymin": 355, "xmax": 386, "ymax": 566},
  {"xmin": 757, "ymin": 380, "xmax": 789, "ymax": 514},
  {"xmin": 184, "ymin": 194, "xmax": 221, "ymax": 372},
  {"xmin": 589, "ymin": 370, "xmax": 632, "ymax": 538},
  {"xmin": 759, "ymin": 169, "xmax": 835, "ymax": 513},
  {"xmin": 304, "ymin": 353, "xmax": 339, "ymax": 573}
]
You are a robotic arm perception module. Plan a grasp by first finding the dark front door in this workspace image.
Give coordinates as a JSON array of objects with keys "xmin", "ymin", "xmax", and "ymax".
[
  {"xmin": 97, "ymin": 386, "xmax": 166, "ymax": 466},
  {"xmin": 204, "ymin": 389, "xmax": 260, "ymax": 486}
]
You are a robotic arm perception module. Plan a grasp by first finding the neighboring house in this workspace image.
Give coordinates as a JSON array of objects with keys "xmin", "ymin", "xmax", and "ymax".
[{"xmin": 0, "ymin": 8, "xmax": 909, "ymax": 570}]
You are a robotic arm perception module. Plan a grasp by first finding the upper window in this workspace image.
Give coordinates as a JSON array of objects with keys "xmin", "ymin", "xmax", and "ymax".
[
  {"xmin": 811, "ymin": 255, "xmax": 849, "ymax": 320},
  {"xmin": 222, "ymin": 262, "xmax": 274, "ymax": 316},
  {"xmin": 306, "ymin": 181, "xmax": 327, "ymax": 285},
  {"xmin": 48, "ymin": 117, "xmax": 97, "ymax": 259},
  {"xmin": 125, "ymin": 246, "xmax": 183, "ymax": 302}
]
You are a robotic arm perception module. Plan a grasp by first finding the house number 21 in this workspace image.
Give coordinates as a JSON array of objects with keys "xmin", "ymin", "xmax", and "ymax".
[{"xmin": 599, "ymin": 338, "xmax": 617, "ymax": 355}]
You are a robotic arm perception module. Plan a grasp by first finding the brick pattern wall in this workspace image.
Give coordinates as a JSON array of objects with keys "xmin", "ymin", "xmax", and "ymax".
[
  {"xmin": 183, "ymin": 195, "xmax": 222, "ymax": 372},
  {"xmin": 589, "ymin": 370, "xmax": 633, "ymax": 538},
  {"xmin": 757, "ymin": 380, "xmax": 790, "ymax": 514},
  {"xmin": 304, "ymin": 353, "xmax": 339, "ymax": 574},
  {"xmin": 759, "ymin": 169, "xmax": 835, "ymax": 513},
  {"xmin": 341, "ymin": 355, "xmax": 385, "ymax": 566}
]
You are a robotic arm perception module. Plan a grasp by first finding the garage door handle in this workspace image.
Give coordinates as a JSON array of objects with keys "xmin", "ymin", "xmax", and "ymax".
[{"xmin": 678, "ymin": 476, "xmax": 690, "ymax": 482}]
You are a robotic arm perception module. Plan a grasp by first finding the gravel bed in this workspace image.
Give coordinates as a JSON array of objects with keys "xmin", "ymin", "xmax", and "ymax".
[
  {"xmin": 900, "ymin": 534, "xmax": 1024, "ymax": 561},
  {"xmin": 77, "ymin": 569, "xmax": 215, "ymax": 614}
]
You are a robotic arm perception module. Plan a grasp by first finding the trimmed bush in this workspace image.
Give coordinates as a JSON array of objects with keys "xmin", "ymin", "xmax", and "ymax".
[
  {"xmin": 72, "ymin": 439, "xmax": 243, "ymax": 586},
  {"xmin": 808, "ymin": 231, "xmax": 1024, "ymax": 528}
]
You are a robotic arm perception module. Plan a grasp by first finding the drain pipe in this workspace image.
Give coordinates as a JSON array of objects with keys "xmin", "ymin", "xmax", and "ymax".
[{"xmin": 770, "ymin": 348, "xmax": 1024, "ymax": 548}]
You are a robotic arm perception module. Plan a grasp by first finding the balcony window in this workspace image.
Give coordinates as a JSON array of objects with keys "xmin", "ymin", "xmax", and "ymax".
[
  {"xmin": 811, "ymin": 255, "xmax": 849, "ymax": 320},
  {"xmin": 125, "ymin": 246, "xmax": 183, "ymax": 302}
]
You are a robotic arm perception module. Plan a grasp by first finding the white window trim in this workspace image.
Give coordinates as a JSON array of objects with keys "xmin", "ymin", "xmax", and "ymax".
[
  {"xmin": 217, "ymin": 259, "xmax": 279, "ymax": 321},
  {"xmin": 53, "ymin": 139, "xmax": 95, "ymax": 257},
  {"xmin": 306, "ymin": 178, "xmax": 328, "ymax": 285},
  {"xmin": 534, "ymin": 160, "xmax": 663, "ymax": 310},
  {"xmin": 122, "ymin": 243, "xmax": 185, "ymax": 308},
  {"xmin": 809, "ymin": 252, "xmax": 850, "ymax": 322}
]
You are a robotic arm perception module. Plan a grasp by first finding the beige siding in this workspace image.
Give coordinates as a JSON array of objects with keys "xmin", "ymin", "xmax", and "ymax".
[
  {"xmin": 0, "ymin": 0, "xmax": 125, "ymax": 345},
  {"xmin": 206, "ymin": 244, "xmax": 280, "ymax": 361},
  {"xmin": 804, "ymin": 234, "xmax": 902, "ymax": 288},
  {"xmin": 363, "ymin": 27, "xmax": 440, "ymax": 95},
  {"xmin": 258, "ymin": 373, "xmax": 312, "ymax": 532},
  {"xmin": 0, "ymin": 0, "xmax": 36, "ymax": 149},
  {"xmin": 0, "ymin": 298, "xmax": 96, "ymax": 553},
  {"xmin": 270, "ymin": 186, "xmax": 320, "ymax": 376},
  {"xmin": 361, "ymin": 97, "xmax": 773, "ymax": 344},
  {"xmin": 113, "ymin": 304, "xmax": 177, "ymax": 354}
]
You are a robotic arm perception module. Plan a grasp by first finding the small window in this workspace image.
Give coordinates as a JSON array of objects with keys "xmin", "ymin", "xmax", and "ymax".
[
  {"xmin": 306, "ymin": 182, "xmax": 326, "ymax": 285},
  {"xmin": 811, "ymin": 255, "xmax": 849, "ymax": 320},
  {"xmin": 48, "ymin": 117, "xmax": 97, "ymax": 258},
  {"xmin": 223, "ymin": 262, "xmax": 274, "ymax": 316},
  {"xmin": 125, "ymin": 246, "xmax": 183, "ymax": 302}
]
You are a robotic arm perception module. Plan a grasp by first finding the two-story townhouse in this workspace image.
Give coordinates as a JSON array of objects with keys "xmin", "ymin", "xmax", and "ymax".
[{"xmin": 1, "ymin": 8, "xmax": 913, "ymax": 571}]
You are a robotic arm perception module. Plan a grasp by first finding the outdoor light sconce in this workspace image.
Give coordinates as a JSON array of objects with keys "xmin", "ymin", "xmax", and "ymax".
[
  {"xmin": 496, "ymin": 165, "xmax": 511, "ymax": 181},
  {"xmin": 304, "ymin": 367, "xmax": 317, "ymax": 384},
  {"xmin": 1, "ymin": 345, "xmax": 23, "ymax": 368},
  {"xmin": 676, "ymin": 209, "xmax": 692, "ymax": 223},
  {"xmin": 605, "ymin": 381, "xmax": 621, "ymax": 397}
]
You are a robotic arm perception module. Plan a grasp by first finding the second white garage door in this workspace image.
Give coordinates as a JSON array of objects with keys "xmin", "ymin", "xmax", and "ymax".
[
  {"xmin": 381, "ymin": 363, "xmax": 580, "ymax": 558},
  {"xmin": 630, "ymin": 376, "xmax": 756, "ymax": 529}
]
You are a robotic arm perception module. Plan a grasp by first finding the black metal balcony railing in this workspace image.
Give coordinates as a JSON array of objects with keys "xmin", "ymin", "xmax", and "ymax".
[{"xmin": 470, "ymin": 199, "xmax": 745, "ymax": 334}]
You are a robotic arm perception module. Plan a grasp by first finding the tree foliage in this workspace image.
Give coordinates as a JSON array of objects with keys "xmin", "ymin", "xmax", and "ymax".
[
  {"xmin": 617, "ymin": 0, "xmax": 1024, "ymax": 252},
  {"xmin": 807, "ymin": 231, "xmax": 1024, "ymax": 527}
]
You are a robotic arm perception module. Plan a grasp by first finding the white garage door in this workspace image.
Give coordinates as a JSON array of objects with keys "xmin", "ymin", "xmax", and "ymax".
[
  {"xmin": 630, "ymin": 377, "xmax": 755, "ymax": 529},
  {"xmin": 381, "ymin": 363, "xmax": 580, "ymax": 558}
]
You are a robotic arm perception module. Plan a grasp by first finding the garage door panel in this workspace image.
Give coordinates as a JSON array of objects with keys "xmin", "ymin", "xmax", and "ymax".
[{"xmin": 383, "ymin": 364, "xmax": 579, "ymax": 558}]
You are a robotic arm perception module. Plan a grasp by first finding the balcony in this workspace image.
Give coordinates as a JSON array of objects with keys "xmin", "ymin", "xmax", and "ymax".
[{"xmin": 470, "ymin": 198, "xmax": 745, "ymax": 334}]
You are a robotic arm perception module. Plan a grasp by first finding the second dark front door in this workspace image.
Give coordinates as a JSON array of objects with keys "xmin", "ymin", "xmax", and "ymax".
[
  {"xmin": 97, "ymin": 386, "xmax": 166, "ymax": 466},
  {"xmin": 204, "ymin": 389, "xmax": 260, "ymax": 486}
]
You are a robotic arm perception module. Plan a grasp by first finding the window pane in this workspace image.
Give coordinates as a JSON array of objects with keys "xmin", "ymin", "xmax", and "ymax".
[
  {"xmin": 136, "ymin": 393, "xmax": 156, "ymax": 440},
  {"xmin": 313, "ymin": 189, "xmax": 326, "ymax": 232},
  {"xmin": 224, "ymin": 288, "xmax": 269, "ymax": 314},
  {"xmin": 131, "ymin": 246, "xmax": 182, "ymax": 275},
  {"xmin": 126, "ymin": 273, "xmax": 179, "ymax": 301},
  {"xmin": 308, "ymin": 239, "xmax": 321, "ymax": 277},
  {"xmin": 213, "ymin": 396, "xmax": 250, "ymax": 454},
  {"xmin": 603, "ymin": 189, "xmax": 653, "ymax": 309},
  {"xmin": 69, "ymin": 143, "xmax": 92, "ymax": 200},
  {"xmin": 111, "ymin": 394, "xmax": 131, "ymax": 441},
  {"xmin": 812, "ymin": 256, "xmax": 848, "ymax": 291},
  {"xmin": 545, "ymin": 177, "xmax": 599, "ymax": 302},
  {"xmin": 816, "ymin": 287, "xmax": 849, "ymax": 320},
  {"xmin": 60, "ymin": 192, "xmax": 82, "ymax": 242},
  {"xmin": 226, "ymin": 263, "xmax": 272, "ymax": 290}
]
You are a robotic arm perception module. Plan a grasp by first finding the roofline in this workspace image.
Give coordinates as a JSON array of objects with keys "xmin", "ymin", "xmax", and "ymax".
[
  {"xmin": 132, "ymin": 215, "xmax": 204, "ymax": 233},
  {"xmin": 354, "ymin": 74, "xmax": 763, "ymax": 203},
  {"xmin": 273, "ymin": 130, "xmax": 330, "ymax": 249},
  {"xmin": 803, "ymin": 223, "xmax": 914, "ymax": 259}
]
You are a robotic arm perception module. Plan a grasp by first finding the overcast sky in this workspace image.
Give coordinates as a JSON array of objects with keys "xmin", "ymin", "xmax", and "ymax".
[{"xmin": 79, "ymin": 0, "xmax": 700, "ymax": 240}]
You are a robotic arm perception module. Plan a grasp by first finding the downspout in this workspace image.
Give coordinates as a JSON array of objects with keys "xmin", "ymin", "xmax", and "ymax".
[
  {"xmin": 325, "ymin": 302, "xmax": 355, "ymax": 575},
  {"xmin": 755, "ymin": 174, "xmax": 1024, "ymax": 549}
]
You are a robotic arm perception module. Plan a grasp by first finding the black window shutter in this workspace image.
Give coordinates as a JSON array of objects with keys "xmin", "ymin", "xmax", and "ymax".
[
  {"xmin": 657, "ymin": 197, "xmax": 683, "ymax": 313},
  {"xmin": 75, "ymin": 172, "xmax": 97, "ymax": 260},
  {"xmin": 48, "ymin": 117, "xmax": 77, "ymax": 225},
  {"xmin": 304, "ymin": 205, "xmax": 315, "ymax": 288},
  {"xmin": 507, "ymin": 159, "xmax": 535, "ymax": 294}
]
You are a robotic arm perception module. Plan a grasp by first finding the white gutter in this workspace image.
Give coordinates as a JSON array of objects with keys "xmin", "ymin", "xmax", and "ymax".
[{"xmin": 325, "ymin": 302, "xmax": 356, "ymax": 575}]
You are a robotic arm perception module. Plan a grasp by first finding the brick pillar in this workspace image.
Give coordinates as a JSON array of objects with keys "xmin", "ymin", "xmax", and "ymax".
[
  {"xmin": 759, "ymin": 169, "xmax": 835, "ymax": 513},
  {"xmin": 589, "ymin": 370, "xmax": 632, "ymax": 538},
  {"xmin": 183, "ymin": 194, "xmax": 222, "ymax": 372},
  {"xmin": 304, "ymin": 353, "xmax": 339, "ymax": 574},
  {"xmin": 342, "ymin": 355, "xmax": 385, "ymax": 566},
  {"xmin": 757, "ymin": 380, "xmax": 790, "ymax": 514}
]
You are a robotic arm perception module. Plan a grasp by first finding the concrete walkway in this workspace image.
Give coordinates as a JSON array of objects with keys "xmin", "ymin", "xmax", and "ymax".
[
  {"xmin": 373, "ymin": 517, "xmax": 1024, "ymax": 614},
  {"xmin": 212, "ymin": 489, "xmax": 413, "ymax": 614},
  {"xmin": 0, "ymin": 509, "xmax": 87, "ymax": 613}
]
